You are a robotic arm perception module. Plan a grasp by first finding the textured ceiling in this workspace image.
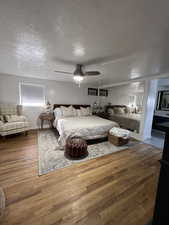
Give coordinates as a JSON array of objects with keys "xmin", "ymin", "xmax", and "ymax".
[{"xmin": 0, "ymin": 0, "xmax": 169, "ymax": 86}]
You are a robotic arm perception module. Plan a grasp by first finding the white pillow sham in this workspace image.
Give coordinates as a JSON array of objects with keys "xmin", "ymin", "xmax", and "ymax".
[
  {"xmin": 54, "ymin": 106, "xmax": 92, "ymax": 118},
  {"xmin": 61, "ymin": 106, "xmax": 74, "ymax": 117},
  {"xmin": 80, "ymin": 107, "xmax": 92, "ymax": 116},
  {"xmin": 77, "ymin": 109, "xmax": 82, "ymax": 117},
  {"xmin": 71, "ymin": 106, "xmax": 77, "ymax": 116}
]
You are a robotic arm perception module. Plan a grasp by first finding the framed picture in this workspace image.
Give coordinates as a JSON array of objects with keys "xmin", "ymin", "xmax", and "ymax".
[
  {"xmin": 156, "ymin": 90, "xmax": 169, "ymax": 111},
  {"xmin": 99, "ymin": 89, "xmax": 108, "ymax": 97},
  {"xmin": 88, "ymin": 88, "xmax": 98, "ymax": 96}
]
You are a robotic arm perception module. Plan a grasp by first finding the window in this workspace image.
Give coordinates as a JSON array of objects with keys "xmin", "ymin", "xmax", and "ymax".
[
  {"xmin": 99, "ymin": 89, "xmax": 108, "ymax": 97},
  {"xmin": 19, "ymin": 83, "xmax": 45, "ymax": 106},
  {"xmin": 88, "ymin": 88, "xmax": 98, "ymax": 96}
]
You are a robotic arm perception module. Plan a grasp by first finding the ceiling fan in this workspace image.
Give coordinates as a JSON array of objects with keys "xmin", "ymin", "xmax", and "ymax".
[{"xmin": 54, "ymin": 64, "xmax": 101, "ymax": 86}]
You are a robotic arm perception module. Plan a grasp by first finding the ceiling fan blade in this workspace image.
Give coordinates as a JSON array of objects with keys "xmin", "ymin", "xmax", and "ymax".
[
  {"xmin": 54, "ymin": 70, "xmax": 73, "ymax": 75},
  {"xmin": 85, "ymin": 71, "xmax": 101, "ymax": 76}
]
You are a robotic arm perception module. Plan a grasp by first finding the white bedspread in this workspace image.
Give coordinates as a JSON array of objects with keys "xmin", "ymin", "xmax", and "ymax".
[{"xmin": 54, "ymin": 116, "xmax": 119, "ymax": 146}]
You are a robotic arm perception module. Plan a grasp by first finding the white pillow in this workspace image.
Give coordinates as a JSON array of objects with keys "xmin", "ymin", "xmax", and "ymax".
[
  {"xmin": 54, "ymin": 107, "xmax": 63, "ymax": 119},
  {"xmin": 71, "ymin": 106, "xmax": 77, "ymax": 116},
  {"xmin": 77, "ymin": 109, "xmax": 82, "ymax": 117},
  {"xmin": 61, "ymin": 106, "xmax": 74, "ymax": 117},
  {"xmin": 80, "ymin": 107, "xmax": 92, "ymax": 116},
  {"xmin": 5, "ymin": 115, "xmax": 26, "ymax": 122},
  {"xmin": 0, "ymin": 120, "xmax": 4, "ymax": 127}
]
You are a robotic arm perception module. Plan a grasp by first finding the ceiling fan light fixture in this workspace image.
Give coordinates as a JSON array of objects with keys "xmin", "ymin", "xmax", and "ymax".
[
  {"xmin": 54, "ymin": 64, "xmax": 100, "ymax": 87},
  {"xmin": 74, "ymin": 64, "xmax": 84, "ymax": 76},
  {"xmin": 73, "ymin": 75, "xmax": 84, "ymax": 83}
]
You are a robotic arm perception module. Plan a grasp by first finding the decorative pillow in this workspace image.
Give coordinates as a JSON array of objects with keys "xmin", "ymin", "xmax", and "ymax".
[
  {"xmin": 61, "ymin": 106, "xmax": 74, "ymax": 117},
  {"xmin": 54, "ymin": 107, "xmax": 63, "ymax": 119},
  {"xmin": 5, "ymin": 115, "xmax": 26, "ymax": 123},
  {"xmin": 125, "ymin": 106, "xmax": 130, "ymax": 114},
  {"xmin": 136, "ymin": 106, "xmax": 142, "ymax": 114},
  {"xmin": 108, "ymin": 108, "xmax": 114, "ymax": 115},
  {"xmin": 87, "ymin": 107, "xmax": 92, "ymax": 116},
  {"xmin": 77, "ymin": 109, "xmax": 82, "ymax": 117},
  {"xmin": 71, "ymin": 106, "xmax": 77, "ymax": 116},
  {"xmin": 0, "ymin": 115, "xmax": 4, "ymax": 122},
  {"xmin": 126, "ymin": 106, "xmax": 135, "ymax": 114},
  {"xmin": 113, "ymin": 107, "xmax": 125, "ymax": 114},
  {"xmin": 80, "ymin": 107, "xmax": 92, "ymax": 116},
  {"xmin": 0, "ymin": 104, "xmax": 17, "ymax": 115}
]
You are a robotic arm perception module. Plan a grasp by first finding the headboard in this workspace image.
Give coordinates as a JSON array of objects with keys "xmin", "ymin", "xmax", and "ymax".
[
  {"xmin": 105, "ymin": 105, "xmax": 127, "ymax": 112},
  {"xmin": 53, "ymin": 104, "xmax": 90, "ymax": 110}
]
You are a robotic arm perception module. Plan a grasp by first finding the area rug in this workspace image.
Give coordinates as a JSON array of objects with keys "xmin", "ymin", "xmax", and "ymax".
[{"xmin": 38, "ymin": 130, "xmax": 139, "ymax": 175}]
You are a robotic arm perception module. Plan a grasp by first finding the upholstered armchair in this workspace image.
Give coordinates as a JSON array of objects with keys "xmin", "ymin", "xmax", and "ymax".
[{"xmin": 0, "ymin": 104, "xmax": 30, "ymax": 139}]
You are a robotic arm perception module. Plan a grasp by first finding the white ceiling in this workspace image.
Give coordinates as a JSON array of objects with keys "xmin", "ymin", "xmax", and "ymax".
[{"xmin": 0, "ymin": 0, "xmax": 169, "ymax": 86}]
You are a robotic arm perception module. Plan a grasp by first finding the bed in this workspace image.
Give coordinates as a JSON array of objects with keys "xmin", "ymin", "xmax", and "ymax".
[
  {"xmin": 53, "ymin": 104, "xmax": 119, "ymax": 146},
  {"xmin": 106, "ymin": 105, "xmax": 141, "ymax": 133}
]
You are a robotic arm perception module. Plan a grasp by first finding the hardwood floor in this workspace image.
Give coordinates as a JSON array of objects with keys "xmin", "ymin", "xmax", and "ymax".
[{"xmin": 0, "ymin": 131, "xmax": 161, "ymax": 225}]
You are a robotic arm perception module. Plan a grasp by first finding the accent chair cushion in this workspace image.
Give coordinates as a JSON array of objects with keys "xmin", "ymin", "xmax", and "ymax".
[
  {"xmin": 4, "ymin": 115, "xmax": 26, "ymax": 123},
  {"xmin": 0, "ymin": 121, "xmax": 29, "ymax": 132},
  {"xmin": 0, "ymin": 104, "xmax": 29, "ymax": 137},
  {"xmin": 0, "ymin": 104, "xmax": 17, "ymax": 115}
]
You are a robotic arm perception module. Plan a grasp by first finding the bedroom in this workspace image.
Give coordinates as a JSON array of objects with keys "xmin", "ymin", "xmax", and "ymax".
[{"xmin": 0, "ymin": 0, "xmax": 169, "ymax": 225}]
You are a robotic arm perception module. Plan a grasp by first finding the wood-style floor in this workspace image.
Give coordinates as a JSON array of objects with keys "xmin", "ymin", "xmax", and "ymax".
[{"xmin": 0, "ymin": 131, "xmax": 161, "ymax": 225}]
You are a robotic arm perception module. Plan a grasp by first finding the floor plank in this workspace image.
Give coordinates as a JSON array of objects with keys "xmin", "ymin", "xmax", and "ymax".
[{"xmin": 0, "ymin": 131, "xmax": 161, "ymax": 225}]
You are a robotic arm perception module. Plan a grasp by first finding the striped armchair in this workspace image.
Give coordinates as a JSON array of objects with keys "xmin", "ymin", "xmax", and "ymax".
[{"xmin": 0, "ymin": 104, "xmax": 30, "ymax": 139}]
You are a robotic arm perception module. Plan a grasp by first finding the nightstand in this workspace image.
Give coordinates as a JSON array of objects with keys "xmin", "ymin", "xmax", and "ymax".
[{"xmin": 39, "ymin": 113, "xmax": 54, "ymax": 129}]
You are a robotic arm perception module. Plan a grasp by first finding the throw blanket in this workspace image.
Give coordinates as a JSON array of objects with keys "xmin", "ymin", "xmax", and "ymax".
[{"xmin": 109, "ymin": 127, "xmax": 130, "ymax": 139}]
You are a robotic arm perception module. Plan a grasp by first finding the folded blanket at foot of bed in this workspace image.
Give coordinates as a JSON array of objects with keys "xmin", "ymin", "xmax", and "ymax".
[{"xmin": 109, "ymin": 127, "xmax": 130, "ymax": 139}]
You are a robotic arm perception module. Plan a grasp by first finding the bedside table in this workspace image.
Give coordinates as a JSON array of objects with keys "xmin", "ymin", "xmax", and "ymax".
[{"xmin": 39, "ymin": 113, "xmax": 54, "ymax": 129}]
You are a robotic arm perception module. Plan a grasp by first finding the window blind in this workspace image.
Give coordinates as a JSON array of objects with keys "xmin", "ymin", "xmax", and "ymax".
[{"xmin": 19, "ymin": 83, "xmax": 45, "ymax": 106}]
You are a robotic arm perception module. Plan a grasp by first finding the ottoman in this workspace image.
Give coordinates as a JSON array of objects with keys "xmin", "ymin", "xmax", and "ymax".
[
  {"xmin": 108, "ymin": 133, "xmax": 129, "ymax": 146},
  {"xmin": 65, "ymin": 137, "xmax": 88, "ymax": 159},
  {"xmin": 108, "ymin": 127, "xmax": 130, "ymax": 146}
]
